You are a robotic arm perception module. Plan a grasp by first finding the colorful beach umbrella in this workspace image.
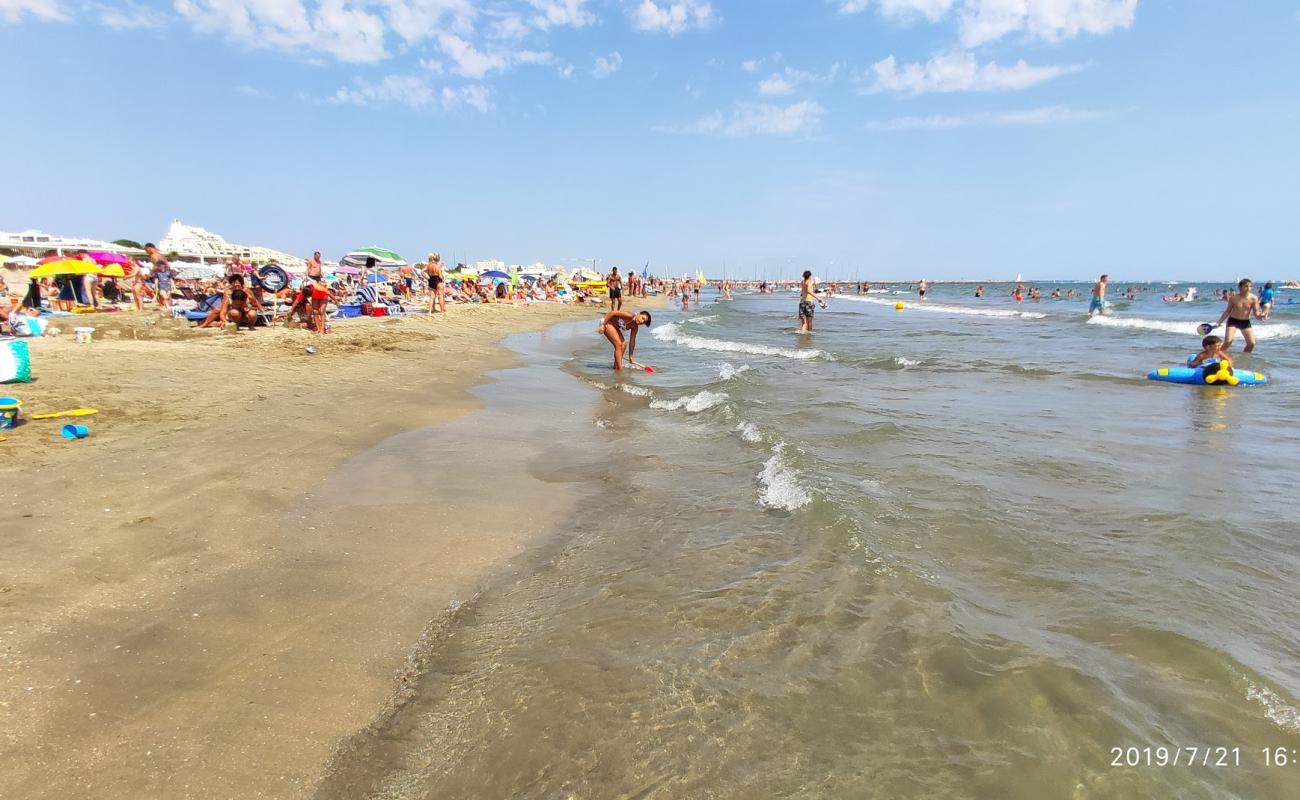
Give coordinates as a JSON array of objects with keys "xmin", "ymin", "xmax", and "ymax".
[
  {"xmin": 87, "ymin": 251, "xmax": 129, "ymax": 266},
  {"xmin": 29, "ymin": 259, "xmax": 101, "ymax": 278},
  {"xmin": 339, "ymin": 247, "xmax": 406, "ymax": 268},
  {"xmin": 481, "ymin": 270, "xmax": 510, "ymax": 279}
]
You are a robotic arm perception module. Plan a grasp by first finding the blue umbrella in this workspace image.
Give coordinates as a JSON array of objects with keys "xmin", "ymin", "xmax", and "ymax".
[{"xmin": 482, "ymin": 270, "xmax": 510, "ymax": 279}]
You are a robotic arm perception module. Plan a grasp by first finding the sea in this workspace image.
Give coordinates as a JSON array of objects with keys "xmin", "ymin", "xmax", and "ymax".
[{"xmin": 317, "ymin": 281, "xmax": 1300, "ymax": 800}]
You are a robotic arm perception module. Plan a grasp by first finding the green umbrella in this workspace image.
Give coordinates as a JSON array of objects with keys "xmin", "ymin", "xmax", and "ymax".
[{"xmin": 339, "ymin": 247, "xmax": 406, "ymax": 268}]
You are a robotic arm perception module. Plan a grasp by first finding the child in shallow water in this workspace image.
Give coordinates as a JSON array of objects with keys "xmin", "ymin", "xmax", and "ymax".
[{"xmin": 1189, "ymin": 335, "xmax": 1230, "ymax": 367}]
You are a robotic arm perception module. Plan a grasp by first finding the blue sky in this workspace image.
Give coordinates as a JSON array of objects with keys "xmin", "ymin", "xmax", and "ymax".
[{"xmin": 1, "ymin": 0, "xmax": 1297, "ymax": 280}]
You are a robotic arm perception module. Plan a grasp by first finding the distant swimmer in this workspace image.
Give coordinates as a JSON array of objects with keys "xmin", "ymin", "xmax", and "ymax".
[
  {"xmin": 598, "ymin": 308, "xmax": 652, "ymax": 372},
  {"xmin": 798, "ymin": 270, "xmax": 828, "ymax": 334},
  {"xmin": 974, "ymin": 285, "xmax": 983, "ymax": 298},
  {"xmin": 1216, "ymin": 278, "xmax": 1264, "ymax": 353},
  {"xmin": 1259, "ymin": 281, "xmax": 1275, "ymax": 319},
  {"xmin": 918, "ymin": 278, "xmax": 927, "ymax": 300},
  {"xmin": 1088, "ymin": 274, "xmax": 1109, "ymax": 316}
]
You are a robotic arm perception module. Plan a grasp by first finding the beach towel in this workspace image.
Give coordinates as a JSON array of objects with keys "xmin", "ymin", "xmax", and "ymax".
[{"xmin": 0, "ymin": 340, "xmax": 31, "ymax": 383}]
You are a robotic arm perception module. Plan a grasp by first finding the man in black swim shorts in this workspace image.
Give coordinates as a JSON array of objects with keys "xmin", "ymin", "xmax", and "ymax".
[
  {"xmin": 1216, "ymin": 278, "xmax": 1263, "ymax": 352},
  {"xmin": 607, "ymin": 267, "xmax": 623, "ymax": 310}
]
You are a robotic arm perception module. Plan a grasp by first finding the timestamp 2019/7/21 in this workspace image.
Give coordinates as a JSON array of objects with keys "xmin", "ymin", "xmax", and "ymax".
[{"xmin": 1110, "ymin": 747, "xmax": 1300, "ymax": 768}]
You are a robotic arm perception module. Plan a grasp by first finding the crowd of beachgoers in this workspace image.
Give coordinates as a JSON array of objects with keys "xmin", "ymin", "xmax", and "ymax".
[{"xmin": 0, "ymin": 248, "xmax": 668, "ymax": 337}]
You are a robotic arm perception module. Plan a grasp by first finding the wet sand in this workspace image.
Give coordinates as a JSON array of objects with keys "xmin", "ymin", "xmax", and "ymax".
[{"xmin": 0, "ymin": 303, "xmax": 646, "ymax": 798}]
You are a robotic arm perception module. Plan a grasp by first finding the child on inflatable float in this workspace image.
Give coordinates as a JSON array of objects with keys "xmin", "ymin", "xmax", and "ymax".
[{"xmin": 1189, "ymin": 335, "xmax": 1238, "ymax": 385}]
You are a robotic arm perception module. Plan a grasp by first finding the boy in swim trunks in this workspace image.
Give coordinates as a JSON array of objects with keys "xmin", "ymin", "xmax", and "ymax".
[
  {"xmin": 1189, "ymin": 334, "xmax": 1230, "ymax": 367},
  {"xmin": 1216, "ymin": 278, "xmax": 1263, "ymax": 353},
  {"xmin": 598, "ymin": 308, "xmax": 652, "ymax": 371},
  {"xmin": 1088, "ymin": 274, "xmax": 1108, "ymax": 316},
  {"xmin": 798, "ymin": 270, "xmax": 827, "ymax": 334}
]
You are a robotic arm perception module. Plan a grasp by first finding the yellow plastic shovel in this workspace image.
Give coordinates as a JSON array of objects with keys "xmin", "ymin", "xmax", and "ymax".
[{"xmin": 31, "ymin": 408, "xmax": 100, "ymax": 420}]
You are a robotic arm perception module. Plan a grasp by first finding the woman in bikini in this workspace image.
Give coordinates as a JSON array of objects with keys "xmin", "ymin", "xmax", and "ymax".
[{"xmin": 598, "ymin": 308, "xmax": 652, "ymax": 372}]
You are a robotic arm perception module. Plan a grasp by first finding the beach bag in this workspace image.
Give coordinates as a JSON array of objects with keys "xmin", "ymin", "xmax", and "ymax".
[{"xmin": 0, "ymin": 340, "xmax": 31, "ymax": 383}]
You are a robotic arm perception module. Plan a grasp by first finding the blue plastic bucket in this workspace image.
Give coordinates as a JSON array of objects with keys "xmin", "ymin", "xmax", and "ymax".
[
  {"xmin": 0, "ymin": 397, "xmax": 19, "ymax": 430},
  {"xmin": 60, "ymin": 423, "xmax": 89, "ymax": 439}
]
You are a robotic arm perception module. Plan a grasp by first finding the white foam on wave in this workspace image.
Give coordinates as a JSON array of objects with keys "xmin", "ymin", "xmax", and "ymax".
[
  {"xmin": 758, "ymin": 444, "xmax": 811, "ymax": 511},
  {"xmin": 836, "ymin": 294, "xmax": 1046, "ymax": 320},
  {"xmin": 684, "ymin": 314, "xmax": 718, "ymax": 325},
  {"xmin": 735, "ymin": 420, "xmax": 762, "ymax": 443},
  {"xmin": 653, "ymin": 321, "xmax": 823, "ymax": 360},
  {"xmin": 618, "ymin": 383, "xmax": 654, "ymax": 397},
  {"xmin": 1246, "ymin": 680, "xmax": 1300, "ymax": 732},
  {"xmin": 649, "ymin": 389, "xmax": 729, "ymax": 413},
  {"xmin": 1087, "ymin": 315, "xmax": 1300, "ymax": 340},
  {"xmin": 718, "ymin": 362, "xmax": 752, "ymax": 380},
  {"xmin": 893, "ymin": 356, "xmax": 920, "ymax": 367}
]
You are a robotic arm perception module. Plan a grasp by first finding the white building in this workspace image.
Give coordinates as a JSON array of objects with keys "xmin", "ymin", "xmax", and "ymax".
[
  {"xmin": 0, "ymin": 229, "xmax": 145, "ymax": 257},
  {"xmin": 158, "ymin": 219, "xmax": 304, "ymax": 267},
  {"xmin": 472, "ymin": 259, "xmax": 506, "ymax": 272}
]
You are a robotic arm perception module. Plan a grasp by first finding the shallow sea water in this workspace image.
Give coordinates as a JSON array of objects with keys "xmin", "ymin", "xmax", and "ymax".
[{"xmin": 318, "ymin": 282, "xmax": 1300, "ymax": 799}]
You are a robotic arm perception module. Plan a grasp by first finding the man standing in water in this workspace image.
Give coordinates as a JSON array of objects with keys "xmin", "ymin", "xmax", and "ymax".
[
  {"xmin": 607, "ymin": 267, "xmax": 623, "ymax": 311},
  {"xmin": 1216, "ymin": 278, "xmax": 1264, "ymax": 353},
  {"xmin": 918, "ymin": 278, "xmax": 927, "ymax": 301},
  {"xmin": 598, "ymin": 308, "xmax": 652, "ymax": 371},
  {"xmin": 798, "ymin": 270, "xmax": 828, "ymax": 334},
  {"xmin": 1089, "ymin": 274, "xmax": 1109, "ymax": 316}
]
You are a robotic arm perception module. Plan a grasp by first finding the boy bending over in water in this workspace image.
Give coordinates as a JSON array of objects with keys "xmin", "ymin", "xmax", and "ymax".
[
  {"xmin": 598, "ymin": 308, "xmax": 652, "ymax": 371},
  {"xmin": 1189, "ymin": 335, "xmax": 1230, "ymax": 367}
]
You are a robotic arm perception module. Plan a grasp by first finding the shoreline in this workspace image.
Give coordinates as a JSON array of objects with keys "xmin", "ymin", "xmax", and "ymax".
[{"xmin": 0, "ymin": 304, "xmax": 630, "ymax": 798}]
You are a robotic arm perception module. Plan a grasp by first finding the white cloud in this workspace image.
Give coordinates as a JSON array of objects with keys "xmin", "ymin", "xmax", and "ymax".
[
  {"xmin": 836, "ymin": 0, "xmax": 1136, "ymax": 45},
  {"xmin": 174, "ymin": 0, "xmax": 390, "ymax": 63},
  {"xmin": 592, "ymin": 51, "xmax": 623, "ymax": 78},
  {"xmin": 664, "ymin": 100, "xmax": 825, "ymax": 136},
  {"xmin": 331, "ymin": 73, "xmax": 489, "ymax": 111},
  {"xmin": 435, "ymin": 32, "xmax": 555, "ymax": 78},
  {"xmin": 866, "ymin": 50, "xmax": 1082, "ymax": 93},
  {"xmin": 381, "ymin": 0, "xmax": 476, "ymax": 45},
  {"xmin": 959, "ymin": 0, "xmax": 1137, "ymax": 47},
  {"xmin": 740, "ymin": 58, "xmax": 760, "ymax": 72},
  {"xmin": 442, "ymin": 83, "xmax": 491, "ymax": 111},
  {"xmin": 529, "ymin": 0, "xmax": 592, "ymax": 29},
  {"xmin": 90, "ymin": 1, "xmax": 168, "ymax": 29},
  {"xmin": 632, "ymin": 0, "xmax": 715, "ymax": 34},
  {"xmin": 865, "ymin": 104, "xmax": 1102, "ymax": 130},
  {"xmin": 491, "ymin": 11, "xmax": 527, "ymax": 38},
  {"xmin": 758, "ymin": 65, "xmax": 839, "ymax": 95},
  {"xmin": 836, "ymin": 0, "xmax": 953, "ymax": 20},
  {"xmin": 758, "ymin": 73, "xmax": 794, "ymax": 95},
  {"xmin": 236, "ymin": 84, "xmax": 272, "ymax": 98},
  {"xmin": 0, "ymin": 0, "xmax": 67, "ymax": 23}
]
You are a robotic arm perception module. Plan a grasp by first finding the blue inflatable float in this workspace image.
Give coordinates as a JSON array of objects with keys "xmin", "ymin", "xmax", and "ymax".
[{"xmin": 1148, "ymin": 357, "xmax": 1268, "ymax": 386}]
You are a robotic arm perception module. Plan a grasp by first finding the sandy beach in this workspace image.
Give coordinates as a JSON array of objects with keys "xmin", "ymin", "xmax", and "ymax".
[{"xmin": 0, "ymin": 302, "xmax": 647, "ymax": 798}]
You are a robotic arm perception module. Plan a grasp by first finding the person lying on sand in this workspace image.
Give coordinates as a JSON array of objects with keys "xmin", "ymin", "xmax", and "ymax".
[{"xmin": 598, "ymin": 308, "xmax": 652, "ymax": 372}]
